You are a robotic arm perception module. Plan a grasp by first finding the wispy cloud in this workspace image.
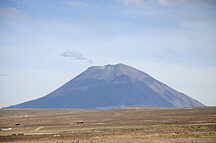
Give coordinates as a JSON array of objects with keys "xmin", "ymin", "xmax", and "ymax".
[
  {"xmin": 65, "ymin": 0, "xmax": 89, "ymax": 7},
  {"xmin": 118, "ymin": 0, "xmax": 146, "ymax": 6},
  {"xmin": 117, "ymin": 0, "xmax": 216, "ymax": 31},
  {"xmin": 0, "ymin": 74, "xmax": 8, "ymax": 77},
  {"xmin": 61, "ymin": 50, "xmax": 93, "ymax": 64},
  {"xmin": 0, "ymin": 8, "xmax": 28, "ymax": 20},
  {"xmin": 158, "ymin": 0, "xmax": 186, "ymax": 5},
  {"xmin": 118, "ymin": 0, "xmax": 216, "ymax": 7},
  {"xmin": 158, "ymin": 0, "xmax": 216, "ymax": 7}
]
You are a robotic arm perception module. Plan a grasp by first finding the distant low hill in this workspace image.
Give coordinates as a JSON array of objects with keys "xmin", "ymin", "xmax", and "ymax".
[{"xmin": 9, "ymin": 63, "xmax": 204, "ymax": 108}]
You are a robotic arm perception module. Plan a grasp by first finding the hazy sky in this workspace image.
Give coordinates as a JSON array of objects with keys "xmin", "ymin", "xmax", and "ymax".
[{"xmin": 0, "ymin": 0, "xmax": 216, "ymax": 107}]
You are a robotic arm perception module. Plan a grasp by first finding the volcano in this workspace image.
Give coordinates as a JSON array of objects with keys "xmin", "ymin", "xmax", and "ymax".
[{"xmin": 10, "ymin": 63, "xmax": 204, "ymax": 108}]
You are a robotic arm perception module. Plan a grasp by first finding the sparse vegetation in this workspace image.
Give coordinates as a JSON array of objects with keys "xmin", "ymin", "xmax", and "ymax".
[{"xmin": 0, "ymin": 107, "xmax": 216, "ymax": 143}]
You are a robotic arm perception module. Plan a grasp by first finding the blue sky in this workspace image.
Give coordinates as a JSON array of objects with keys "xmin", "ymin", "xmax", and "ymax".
[{"xmin": 0, "ymin": 0, "xmax": 216, "ymax": 107}]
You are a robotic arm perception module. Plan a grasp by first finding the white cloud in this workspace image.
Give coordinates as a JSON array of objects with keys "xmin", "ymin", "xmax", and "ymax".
[
  {"xmin": 158, "ymin": 0, "xmax": 186, "ymax": 5},
  {"xmin": 65, "ymin": 1, "xmax": 89, "ymax": 7},
  {"xmin": 118, "ymin": 0, "xmax": 216, "ymax": 7},
  {"xmin": 0, "ymin": 8, "xmax": 28, "ymax": 20},
  {"xmin": 118, "ymin": 0, "xmax": 146, "ymax": 6},
  {"xmin": 61, "ymin": 50, "xmax": 93, "ymax": 64},
  {"xmin": 0, "ymin": 74, "xmax": 8, "ymax": 77}
]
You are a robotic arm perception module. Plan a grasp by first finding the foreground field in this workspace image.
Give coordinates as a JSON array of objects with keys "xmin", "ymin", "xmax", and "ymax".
[{"xmin": 0, "ymin": 107, "xmax": 216, "ymax": 143}]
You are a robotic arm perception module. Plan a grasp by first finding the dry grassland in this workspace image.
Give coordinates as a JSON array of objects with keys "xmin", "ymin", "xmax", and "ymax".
[{"xmin": 0, "ymin": 107, "xmax": 216, "ymax": 143}]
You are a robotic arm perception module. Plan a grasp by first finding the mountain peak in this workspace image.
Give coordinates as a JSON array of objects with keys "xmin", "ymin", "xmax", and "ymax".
[
  {"xmin": 9, "ymin": 63, "xmax": 205, "ymax": 109},
  {"xmin": 87, "ymin": 63, "xmax": 127, "ymax": 70},
  {"xmin": 75, "ymin": 63, "xmax": 150, "ymax": 82}
]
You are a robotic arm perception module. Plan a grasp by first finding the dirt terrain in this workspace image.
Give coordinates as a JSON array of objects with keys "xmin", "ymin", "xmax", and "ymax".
[{"xmin": 0, "ymin": 107, "xmax": 216, "ymax": 143}]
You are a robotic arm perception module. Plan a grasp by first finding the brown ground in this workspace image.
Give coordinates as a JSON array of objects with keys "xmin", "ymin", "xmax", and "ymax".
[{"xmin": 0, "ymin": 107, "xmax": 216, "ymax": 143}]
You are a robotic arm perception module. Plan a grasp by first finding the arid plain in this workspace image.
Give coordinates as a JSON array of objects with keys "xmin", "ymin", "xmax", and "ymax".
[{"xmin": 0, "ymin": 107, "xmax": 216, "ymax": 143}]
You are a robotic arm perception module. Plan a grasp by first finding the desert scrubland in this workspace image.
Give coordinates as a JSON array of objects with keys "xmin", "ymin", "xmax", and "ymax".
[{"xmin": 0, "ymin": 107, "xmax": 216, "ymax": 143}]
